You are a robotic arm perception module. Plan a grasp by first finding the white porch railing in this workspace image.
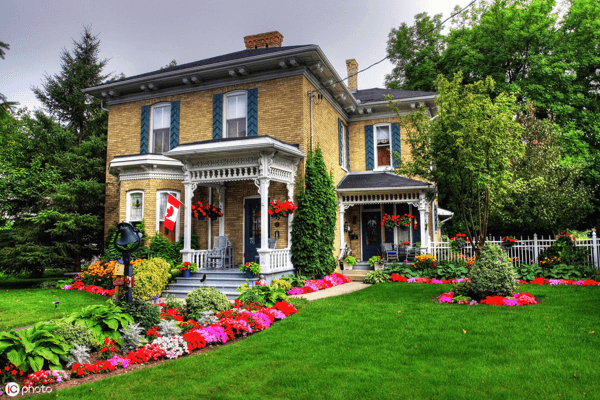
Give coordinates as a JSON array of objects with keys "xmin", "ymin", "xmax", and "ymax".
[
  {"xmin": 429, "ymin": 232, "xmax": 599, "ymax": 269},
  {"xmin": 189, "ymin": 248, "xmax": 293, "ymax": 273}
]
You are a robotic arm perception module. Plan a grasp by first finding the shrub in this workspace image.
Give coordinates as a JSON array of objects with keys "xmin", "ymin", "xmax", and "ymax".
[
  {"xmin": 103, "ymin": 221, "xmax": 150, "ymax": 263},
  {"xmin": 75, "ymin": 260, "xmax": 118, "ymax": 289},
  {"xmin": 0, "ymin": 322, "xmax": 70, "ymax": 372},
  {"xmin": 364, "ymin": 270, "xmax": 389, "ymax": 284},
  {"xmin": 148, "ymin": 232, "xmax": 183, "ymax": 266},
  {"xmin": 63, "ymin": 299, "xmax": 134, "ymax": 344},
  {"xmin": 384, "ymin": 262, "xmax": 420, "ymax": 278},
  {"xmin": 120, "ymin": 323, "xmax": 145, "ymax": 355},
  {"xmin": 452, "ymin": 280, "xmax": 473, "ymax": 297},
  {"xmin": 271, "ymin": 279, "xmax": 292, "ymax": 292},
  {"xmin": 133, "ymin": 258, "xmax": 171, "ymax": 300},
  {"xmin": 411, "ymin": 254, "xmax": 437, "ymax": 277},
  {"xmin": 114, "ymin": 297, "xmax": 161, "ymax": 332},
  {"xmin": 38, "ymin": 280, "xmax": 59, "ymax": 289},
  {"xmin": 236, "ymin": 284, "xmax": 289, "ymax": 307},
  {"xmin": 186, "ymin": 287, "xmax": 230, "ymax": 315},
  {"xmin": 538, "ymin": 233, "xmax": 590, "ymax": 270},
  {"xmin": 54, "ymin": 320, "xmax": 98, "ymax": 349},
  {"xmin": 468, "ymin": 244, "xmax": 516, "ymax": 300}
]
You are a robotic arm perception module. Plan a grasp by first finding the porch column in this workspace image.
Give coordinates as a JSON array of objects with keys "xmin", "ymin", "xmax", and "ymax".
[
  {"xmin": 339, "ymin": 197, "xmax": 346, "ymax": 251},
  {"xmin": 286, "ymin": 183, "xmax": 294, "ymax": 249},
  {"xmin": 219, "ymin": 186, "xmax": 226, "ymax": 237},
  {"xmin": 181, "ymin": 182, "xmax": 196, "ymax": 263},
  {"xmin": 256, "ymin": 178, "xmax": 271, "ymax": 272},
  {"xmin": 418, "ymin": 198, "xmax": 429, "ymax": 253}
]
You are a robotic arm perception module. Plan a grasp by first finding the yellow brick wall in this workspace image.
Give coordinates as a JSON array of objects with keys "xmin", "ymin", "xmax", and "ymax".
[{"xmin": 105, "ymin": 75, "xmax": 308, "ymax": 236}]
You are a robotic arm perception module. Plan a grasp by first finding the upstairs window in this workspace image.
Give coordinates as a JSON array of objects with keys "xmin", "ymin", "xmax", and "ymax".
[
  {"xmin": 152, "ymin": 103, "xmax": 171, "ymax": 153},
  {"xmin": 375, "ymin": 124, "xmax": 392, "ymax": 168},
  {"xmin": 225, "ymin": 92, "xmax": 247, "ymax": 137},
  {"xmin": 341, "ymin": 124, "xmax": 347, "ymax": 170}
]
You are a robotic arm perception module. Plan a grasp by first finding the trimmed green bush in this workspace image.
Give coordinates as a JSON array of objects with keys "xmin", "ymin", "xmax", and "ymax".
[
  {"xmin": 114, "ymin": 297, "xmax": 161, "ymax": 332},
  {"xmin": 54, "ymin": 320, "xmax": 99, "ymax": 349},
  {"xmin": 186, "ymin": 287, "xmax": 230, "ymax": 316},
  {"xmin": 132, "ymin": 258, "xmax": 170, "ymax": 300},
  {"xmin": 468, "ymin": 243, "xmax": 516, "ymax": 300},
  {"xmin": 271, "ymin": 279, "xmax": 292, "ymax": 292}
]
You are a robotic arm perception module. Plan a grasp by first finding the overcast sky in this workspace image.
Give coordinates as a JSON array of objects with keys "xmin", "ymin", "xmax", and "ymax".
[{"xmin": 1, "ymin": 0, "xmax": 464, "ymax": 111}]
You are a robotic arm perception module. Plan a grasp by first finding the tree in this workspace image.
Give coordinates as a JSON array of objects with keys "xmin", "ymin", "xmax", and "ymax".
[
  {"xmin": 291, "ymin": 147, "xmax": 338, "ymax": 278},
  {"xmin": 386, "ymin": 0, "xmax": 600, "ymax": 227},
  {"xmin": 0, "ymin": 40, "xmax": 18, "ymax": 119},
  {"xmin": 489, "ymin": 104, "xmax": 591, "ymax": 235},
  {"xmin": 161, "ymin": 59, "xmax": 177, "ymax": 69},
  {"xmin": 391, "ymin": 73, "xmax": 523, "ymax": 252},
  {"xmin": 0, "ymin": 27, "xmax": 111, "ymax": 275}
]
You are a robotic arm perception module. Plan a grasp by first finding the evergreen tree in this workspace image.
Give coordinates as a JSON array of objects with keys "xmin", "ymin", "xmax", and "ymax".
[
  {"xmin": 291, "ymin": 147, "xmax": 338, "ymax": 278},
  {"xmin": 0, "ymin": 27, "xmax": 110, "ymax": 275}
]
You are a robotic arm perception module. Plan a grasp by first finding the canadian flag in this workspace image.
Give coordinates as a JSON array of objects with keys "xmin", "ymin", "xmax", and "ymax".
[{"xmin": 164, "ymin": 194, "xmax": 182, "ymax": 231}]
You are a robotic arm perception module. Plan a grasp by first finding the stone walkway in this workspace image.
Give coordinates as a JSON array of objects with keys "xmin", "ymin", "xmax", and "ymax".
[{"xmin": 291, "ymin": 282, "xmax": 371, "ymax": 301}]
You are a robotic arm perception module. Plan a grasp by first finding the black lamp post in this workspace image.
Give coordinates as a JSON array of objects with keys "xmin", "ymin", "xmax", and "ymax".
[{"xmin": 114, "ymin": 222, "xmax": 142, "ymax": 304}]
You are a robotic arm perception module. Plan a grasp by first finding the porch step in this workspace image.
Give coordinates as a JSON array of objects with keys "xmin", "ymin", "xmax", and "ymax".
[
  {"xmin": 162, "ymin": 269, "xmax": 257, "ymax": 300},
  {"xmin": 342, "ymin": 269, "xmax": 372, "ymax": 282}
]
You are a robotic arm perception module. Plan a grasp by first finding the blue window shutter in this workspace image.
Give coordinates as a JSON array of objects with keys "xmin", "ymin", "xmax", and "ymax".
[
  {"xmin": 434, "ymin": 204, "xmax": 438, "ymax": 232},
  {"xmin": 365, "ymin": 125, "xmax": 374, "ymax": 170},
  {"xmin": 345, "ymin": 124, "xmax": 350, "ymax": 170},
  {"xmin": 392, "ymin": 123, "xmax": 401, "ymax": 167},
  {"xmin": 170, "ymin": 101, "xmax": 180, "ymax": 150},
  {"xmin": 213, "ymin": 94, "xmax": 223, "ymax": 139},
  {"xmin": 247, "ymin": 88, "xmax": 258, "ymax": 137},
  {"xmin": 140, "ymin": 105, "xmax": 150, "ymax": 154},
  {"xmin": 338, "ymin": 118, "xmax": 343, "ymax": 165}
]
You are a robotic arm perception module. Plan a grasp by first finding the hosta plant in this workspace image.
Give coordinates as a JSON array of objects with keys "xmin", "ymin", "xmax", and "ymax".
[
  {"xmin": 237, "ymin": 284, "xmax": 289, "ymax": 307},
  {"xmin": 63, "ymin": 299, "xmax": 133, "ymax": 344},
  {"xmin": 514, "ymin": 263, "xmax": 543, "ymax": 281},
  {"xmin": 364, "ymin": 270, "xmax": 389, "ymax": 284},
  {"xmin": 0, "ymin": 322, "xmax": 70, "ymax": 372}
]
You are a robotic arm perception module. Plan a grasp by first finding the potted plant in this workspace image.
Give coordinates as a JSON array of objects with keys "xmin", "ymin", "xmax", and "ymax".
[
  {"xmin": 398, "ymin": 240, "xmax": 411, "ymax": 248},
  {"xmin": 268, "ymin": 200, "xmax": 296, "ymax": 219},
  {"xmin": 449, "ymin": 234, "xmax": 469, "ymax": 252},
  {"xmin": 239, "ymin": 262, "xmax": 261, "ymax": 278},
  {"xmin": 178, "ymin": 261, "xmax": 198, "ymax": 278},
  {"xmin": 501, "ymin": 236, "xmax": 518, "ymax": 248},
  {"xmin": 191, "ymin": 201, "xmax": 223, "ymax": 221},
  {"xmin": 343, "ymin": 254, "xmax": 358, "ymax": 270},
  {"xmin": 368, "ymin": 255, "xmax": 384, "ymax": 270}
]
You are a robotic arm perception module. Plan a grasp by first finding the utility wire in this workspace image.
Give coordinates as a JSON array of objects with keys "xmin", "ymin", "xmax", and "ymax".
[{"xmin": 337, "ymin": 0, "xmax": 477, "ymax": 87}]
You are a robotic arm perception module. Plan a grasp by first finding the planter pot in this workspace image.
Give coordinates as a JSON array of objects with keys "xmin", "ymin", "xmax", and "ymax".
[
  {"xmin": 197, "ymin": 215, "xmax": 206, "ymax": 221},
  {"xmin": 374, "ymin": 263, "xmax": 385, "ymax": 271},
  {"xmin": 401, "ymin": 226, "xmax": 409, "ymax": 231},
  {"xmin": 183, "ymin": 270, "xmax": 190, "ymax": 278},
  {"xmin": 502, "ymin": 243, "xmax": 514, "ymax": 249},
  {"xmin": 210, "ymin": 215, "xmax": 218, "ymax": 221},
  {"xmin": 244, "ymin": 270, "xmax": 254, "ymax": 279},
  {"xmin": 343, "ymin": 262, "xmax": 353, "ymax": 270}
]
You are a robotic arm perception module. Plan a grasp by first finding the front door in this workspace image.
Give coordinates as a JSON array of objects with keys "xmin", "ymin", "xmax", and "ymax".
[
  {"xmin": 362, "ymin": 211, "xmax": 381, "ymax": 261},
  {"xmin": 244, "ymin": 198, "xmax": 270, "ymax": 263}
]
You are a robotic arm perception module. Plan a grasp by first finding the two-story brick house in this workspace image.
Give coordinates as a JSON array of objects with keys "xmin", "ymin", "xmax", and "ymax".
[{"xmin": 83, "ymin": 31, "xmax": 440, "ymax": 284}]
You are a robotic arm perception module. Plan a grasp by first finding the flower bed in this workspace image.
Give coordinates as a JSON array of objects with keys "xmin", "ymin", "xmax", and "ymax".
[
  {"xmin": 437, "ymin": 291, "xmax": 538, "ymax": 306},
  {"xmin": 286, "ymin": 273, "xmax": 352, "ymax": 295},
  {"xmin": 389, "ymin": 274, "xmax": 600, "ymax": 287},
  {"xmin": 62, "ymin": 281, "xmax": 115, "ymax": 296}
]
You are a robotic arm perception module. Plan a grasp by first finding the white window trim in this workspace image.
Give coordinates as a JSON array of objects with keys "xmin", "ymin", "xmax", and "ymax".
[
  {"xmin": 223, "ymin": 90, "xmax": 248, "ymax": 138},
  {"xmin": 373, "ymin": 123, "xmax": 394, "ymax": 171},
  {"xmin": 341, "ymin": 124, "xmax": 348, "ymax": 172},
  {"xmin": 156, "ymin": 190, "xmax": 181, "ymax": 239},
  {"xmin": 126, "ymin": 190, "xmax": 144, "ymax": 224},
  {"xmin": 149, "ymin": 102, "xmax": 171, "ymax": 154}
]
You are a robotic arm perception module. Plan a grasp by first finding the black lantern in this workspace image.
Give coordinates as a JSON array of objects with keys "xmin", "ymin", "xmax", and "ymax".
[{"xmin": 114, "ymin": 222, "xmax": 143, "ymax": 303}]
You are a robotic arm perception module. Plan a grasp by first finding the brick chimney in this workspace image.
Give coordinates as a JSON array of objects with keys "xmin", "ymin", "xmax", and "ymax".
[
  {"xmin": 244, "ymin": 31, "xmax": 284, "ymax": 49},
  {"xmin": 346, "ymin": 59, "xmax": 358, "ymax": 92}
]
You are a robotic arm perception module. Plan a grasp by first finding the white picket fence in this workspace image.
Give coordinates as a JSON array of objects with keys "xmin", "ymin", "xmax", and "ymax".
[{"xmin": 429, "ymin": 232, "xmax": 600, "ymax": 269}]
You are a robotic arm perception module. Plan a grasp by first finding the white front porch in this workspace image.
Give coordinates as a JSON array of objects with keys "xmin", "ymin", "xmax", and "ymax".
[{"xmin": 164, "ymin": 136, "xmax": 305, "ymax": 276}]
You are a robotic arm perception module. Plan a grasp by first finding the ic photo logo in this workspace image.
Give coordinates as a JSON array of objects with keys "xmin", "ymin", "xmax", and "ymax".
[{"xmin": 4, "ymin": 382, "xmax": 19, "ymax": 397}]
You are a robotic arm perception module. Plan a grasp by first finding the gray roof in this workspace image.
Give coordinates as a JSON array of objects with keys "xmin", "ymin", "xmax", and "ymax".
[
  {"xmin": 353, "ymin": 88, "xmax": 436, "ymax": 103},
  {"xmin": 337, "ymin": 172, "xmax": 432, "ymax": 190},
  {"xmin": 99, "ymin": 45, "xmax": 313, "ymax": 86}
]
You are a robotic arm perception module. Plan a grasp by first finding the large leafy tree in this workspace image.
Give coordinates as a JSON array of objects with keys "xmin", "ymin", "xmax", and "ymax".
[
  {"xmin": 291, "ymin": 147, "xmax": 338, "ymax": 278},
  {"xmin": 386, "ymin": 0, "xmax": 600, "ymax": 226},
  {"xmin": 391, "ymin": 73, "xmax": 523, "ymax": 252},
  {"xmin": 0, "ymin": 27, "xmax": 110, "ymax": 275}
]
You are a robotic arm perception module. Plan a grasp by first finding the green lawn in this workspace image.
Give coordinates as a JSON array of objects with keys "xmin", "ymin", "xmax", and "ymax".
[
  {"xmin": 0, "ymin": 269, "xmax": 68, "ymax": 290},
  {"xmin": 0, "ymin": 289, "xmax": 107, "ymax": 330},
  {"xmin": 34, "ymin": 283, "xmax": 599, "ymax": 400}
]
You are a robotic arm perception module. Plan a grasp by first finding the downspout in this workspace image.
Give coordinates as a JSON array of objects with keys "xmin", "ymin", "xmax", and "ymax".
[
  {"xmin": 100, "ymin": 100, "xmax": 109, "ymax": 112},
  {"xmin": 308, "ymin": 90, "xmax": 314, "ymax": 151}
]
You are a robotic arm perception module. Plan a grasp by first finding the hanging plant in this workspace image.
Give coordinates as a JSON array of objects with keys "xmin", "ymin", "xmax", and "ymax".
[
  {"xmin": 268, "ymin": 200, "xmax": 296, "ymax": 219},
  {"xmin": 191, "ymin": 201, "xmax": 223, "ymax": 220},
  {"xmin": 381, "ymin": 213, "xmax": 417, "ymax": 230}
]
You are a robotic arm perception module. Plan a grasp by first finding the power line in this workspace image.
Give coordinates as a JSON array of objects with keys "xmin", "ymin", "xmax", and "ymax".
[{"xmin": 338, "ymin": 0, "xmax": 477, "ymax": 87}]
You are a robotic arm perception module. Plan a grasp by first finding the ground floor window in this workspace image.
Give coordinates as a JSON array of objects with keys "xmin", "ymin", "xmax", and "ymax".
[
  {"xmin": 127, "ymin": 191, "xmax": 144, "ymax": 227},
  {"xmin": 157, "ymin": 190, "xmax": 180, "ymax": 242}
]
